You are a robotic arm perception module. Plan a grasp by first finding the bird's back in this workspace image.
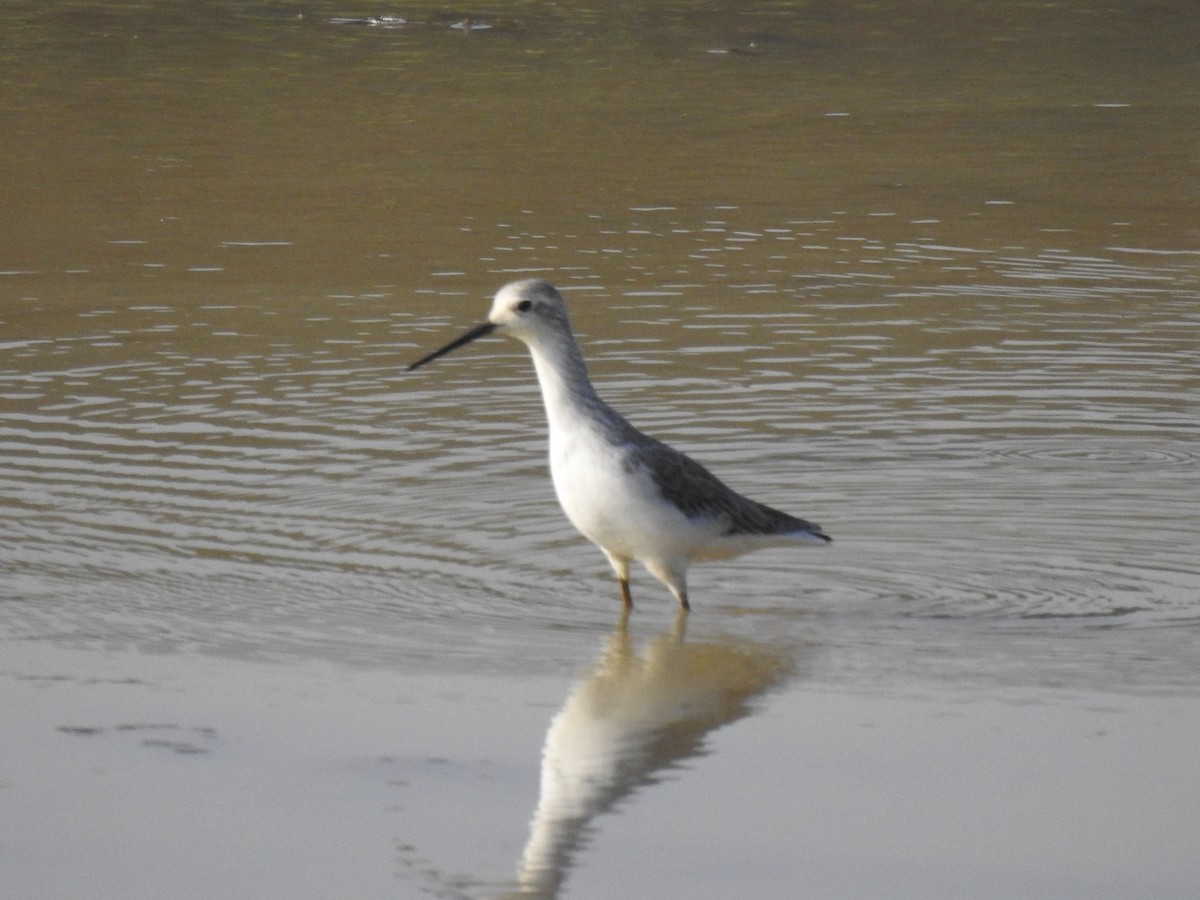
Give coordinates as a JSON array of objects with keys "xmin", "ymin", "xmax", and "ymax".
[{"xmin": 570, "ymin": 404, "xmax": 828, "ymax": 553}]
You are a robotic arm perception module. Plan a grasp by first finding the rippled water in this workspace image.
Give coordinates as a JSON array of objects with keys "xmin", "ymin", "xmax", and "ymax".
[
  {"xmin": 3, "ymin": 2, "xmax": 1200, "ymax": 898},
  {"xmin": 4, "ymin": 207, "xmax": 1197, "ymax": 688}
]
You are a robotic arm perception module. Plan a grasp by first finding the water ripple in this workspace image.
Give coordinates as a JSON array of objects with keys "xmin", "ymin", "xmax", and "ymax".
[{"xmin": 2, "ymin": 210, "xmax": 1197, "ymax": 683}]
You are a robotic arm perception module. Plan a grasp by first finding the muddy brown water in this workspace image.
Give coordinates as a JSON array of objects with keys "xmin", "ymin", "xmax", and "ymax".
[{"xmin": 3, "ymin": 2, "xmax": 1198, "ymax": 898}]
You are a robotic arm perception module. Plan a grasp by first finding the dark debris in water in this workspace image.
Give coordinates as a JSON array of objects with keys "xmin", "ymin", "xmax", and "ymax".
[
  {"xmin": 140, "ymin": 738, "xmax": 210, "ymax": 755},
  {"xmin": 57, "ymin": 722, "xmax": 218, "ymax": 754}
]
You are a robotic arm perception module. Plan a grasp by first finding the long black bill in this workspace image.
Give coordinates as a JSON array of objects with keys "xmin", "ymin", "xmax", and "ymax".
[{"xmin": 406, "ymin": 321, "xmax": 498, "ymax": 372}]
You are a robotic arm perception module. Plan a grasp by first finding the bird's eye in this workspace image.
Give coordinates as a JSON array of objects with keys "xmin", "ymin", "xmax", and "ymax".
[{"xmin": 516, "ymin": 299, "xmax": 533, "ymax": 313}]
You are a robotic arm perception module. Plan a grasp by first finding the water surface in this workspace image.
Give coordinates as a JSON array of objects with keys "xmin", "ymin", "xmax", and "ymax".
[{"xmin": 2, "ymin": 2, "xmax": 1199, "ymax": 898}]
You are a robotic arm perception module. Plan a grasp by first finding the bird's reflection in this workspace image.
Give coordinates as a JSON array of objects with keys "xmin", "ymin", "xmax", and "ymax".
[{"xmin": 503, "ymin": 609, "xmax": 794, "ymax": 898}]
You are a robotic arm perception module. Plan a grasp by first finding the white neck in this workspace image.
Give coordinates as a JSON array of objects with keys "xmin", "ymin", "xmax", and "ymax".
[{"xmin": 523, "ymin": 329, "xmax": 607, "ymax": 434}]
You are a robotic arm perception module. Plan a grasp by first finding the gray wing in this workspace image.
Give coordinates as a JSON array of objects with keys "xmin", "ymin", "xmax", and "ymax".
[{"xmin": 625, "ymin": 435, "xmax": 829, "ymax": 540}]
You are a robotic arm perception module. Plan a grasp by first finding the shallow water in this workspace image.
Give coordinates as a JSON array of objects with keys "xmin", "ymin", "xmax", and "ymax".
[
  {"xmin": 3, "ymin": 1, "xmax": 1199, "ymax": 897},
  {"xmin": 5, "ymin": 209, "xmax": 1197, "ymax": 680}
]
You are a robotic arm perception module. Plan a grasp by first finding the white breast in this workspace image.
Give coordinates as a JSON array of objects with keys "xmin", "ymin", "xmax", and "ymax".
[{"xmin": 547, "ymin": 418, "xmax": 721, "ymax": 563}]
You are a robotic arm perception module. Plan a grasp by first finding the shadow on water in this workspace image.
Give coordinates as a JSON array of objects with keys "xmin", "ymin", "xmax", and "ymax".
[
  {"xmin": 505, "ymin": 611, "xmax": 792, "ymax": 898},
  {"xmin": 395, "ymin": 611, "xmax": 794, "ymax": 899}
]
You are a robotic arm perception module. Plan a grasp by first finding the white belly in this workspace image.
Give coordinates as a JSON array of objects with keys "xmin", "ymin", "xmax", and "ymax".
[{"xmin": 547, "ymin": 426, "xmax": 719, "ymax": 562}]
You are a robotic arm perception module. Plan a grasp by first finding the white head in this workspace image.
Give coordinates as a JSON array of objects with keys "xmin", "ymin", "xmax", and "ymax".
[
  {"xmin": 486, "ymin": 279, "xmax": 573, "ymax": 345},
  {"xmin": 407, "ymin": 279, "xmax": 574, "ymax": 371}
]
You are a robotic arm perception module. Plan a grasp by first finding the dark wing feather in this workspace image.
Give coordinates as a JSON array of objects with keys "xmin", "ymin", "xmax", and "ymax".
[{"xmin": 625, "ymin": 436, "xmax": 830, "ymax": 541}]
